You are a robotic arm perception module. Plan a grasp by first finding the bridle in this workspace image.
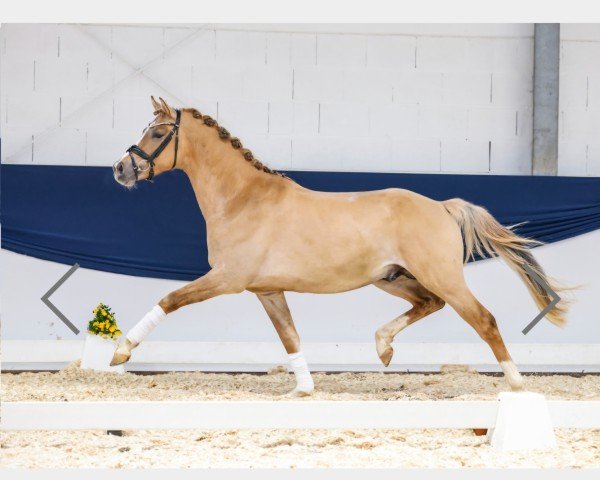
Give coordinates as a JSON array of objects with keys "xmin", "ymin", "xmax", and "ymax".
[{"xmin": 125, "ymin": 108, "xmax": 181, "ymax": 181}]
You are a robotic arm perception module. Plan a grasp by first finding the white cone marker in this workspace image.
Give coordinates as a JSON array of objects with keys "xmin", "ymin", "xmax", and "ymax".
[
  {"xmin": 487, "ymin": 391, "xmax": 557, "ymax": 451},
  {"xmin": 81, "ymin": 334, "xmax": 125, "ymax": 373}
]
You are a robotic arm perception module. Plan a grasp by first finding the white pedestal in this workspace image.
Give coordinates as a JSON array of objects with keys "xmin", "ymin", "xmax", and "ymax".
[
  {"xmin": 80, "ymin": 334, "xmax": 125, "ymax": 374},
  {"xmin": 487, "ymin": 391, "xmax": 557, "ymax": 451}
]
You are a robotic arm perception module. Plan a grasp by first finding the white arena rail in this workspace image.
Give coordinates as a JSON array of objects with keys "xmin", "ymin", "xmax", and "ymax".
[
  {"xmin": 3, "ymin": 340, "xmax": 600, "ymax": 372},
  {"xmin": 2, "ymin": 400, "xmax": 599, "ymax": 430}
]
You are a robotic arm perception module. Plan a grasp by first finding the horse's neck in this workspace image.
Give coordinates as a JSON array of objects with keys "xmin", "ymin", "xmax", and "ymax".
[{"xmin": 182, "ymin": 146, "xmax": 277, "ymax": 225}]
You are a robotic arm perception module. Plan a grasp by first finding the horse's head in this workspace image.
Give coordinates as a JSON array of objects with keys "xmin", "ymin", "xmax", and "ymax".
[{"xmin": 113, "ymin": 96, "xmax": 182, "ymax": 187}]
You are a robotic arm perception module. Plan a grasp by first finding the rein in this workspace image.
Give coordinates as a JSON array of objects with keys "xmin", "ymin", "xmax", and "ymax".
[{"xmin": 126, "ymin": 108, "xmax": 181, "ymax": 181}]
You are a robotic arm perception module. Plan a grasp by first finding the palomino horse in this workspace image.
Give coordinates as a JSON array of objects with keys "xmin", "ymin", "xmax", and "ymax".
[{"xmin": 111, "ymin": 96, "xmax": 568, "ymax": 395}]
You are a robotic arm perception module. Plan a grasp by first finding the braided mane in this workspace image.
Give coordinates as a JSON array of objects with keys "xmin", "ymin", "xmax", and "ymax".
[{"xmin": 184, "ymin": 108, "xmax": 288, "ymax": 179}]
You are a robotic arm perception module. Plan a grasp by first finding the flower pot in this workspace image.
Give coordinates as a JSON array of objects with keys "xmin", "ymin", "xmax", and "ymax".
[{"xmin": 80, "ymin": 333, "xmax": 125, "ymax": 373}]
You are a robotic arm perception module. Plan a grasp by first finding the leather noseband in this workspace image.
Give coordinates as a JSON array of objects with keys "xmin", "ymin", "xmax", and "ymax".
[{"xmin": 126, "ymin": 108, "xmax": 181, "ymax": 182}]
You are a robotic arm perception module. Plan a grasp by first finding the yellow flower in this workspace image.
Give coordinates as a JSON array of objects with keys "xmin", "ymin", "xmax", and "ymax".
[{"xmin": 90, "ymin": 304, "xmax": 120, "ymax": 337}]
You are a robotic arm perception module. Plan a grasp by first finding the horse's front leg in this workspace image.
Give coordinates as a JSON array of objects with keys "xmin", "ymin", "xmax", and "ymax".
[
  {"xmin": 257, "ymin": 291, "xmax": 314, "ymax": 396},
  {"xmin": 110, "ymin": 269, "xmax": 242, "ymax": 366}
]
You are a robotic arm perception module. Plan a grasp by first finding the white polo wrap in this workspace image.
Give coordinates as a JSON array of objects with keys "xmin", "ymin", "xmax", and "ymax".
[
  {"xmin": 288, "ymin": 351, "xmax": 314, "ymax": 392},
  {"xmin": 126, "ymin": 305, "xmax": 166, "ymax": 345}
]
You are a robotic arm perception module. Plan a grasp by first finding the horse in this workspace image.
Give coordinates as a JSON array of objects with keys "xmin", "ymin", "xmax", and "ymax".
[{"xmin": 110, "ymin": 96, "xmax": 569, "ymax": 395}]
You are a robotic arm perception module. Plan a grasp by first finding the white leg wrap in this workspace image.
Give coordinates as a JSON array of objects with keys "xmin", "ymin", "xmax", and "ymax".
[
  {"xmin": 288, "ymin": 351, "xmax": 314, "ymax": 393},
  {"xmin": 126, "ymin": 305, "xmax": 166, "ymax": 345}
]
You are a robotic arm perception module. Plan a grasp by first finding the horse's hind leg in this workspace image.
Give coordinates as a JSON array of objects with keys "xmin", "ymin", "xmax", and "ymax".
[
  {"xmin": 444, "ymin": 286, "xmax": 524, "ymax": 390},
  {"xmin": 411, "ymin": 265, "xmax": 524, "ymax": 391},
  {"xmin": 374, "ymin": 277, "xmax": 445, "ymax": 366},
  {"xmin": 256, "ymin": 291, "xmax": 314, "ymax": 396}
]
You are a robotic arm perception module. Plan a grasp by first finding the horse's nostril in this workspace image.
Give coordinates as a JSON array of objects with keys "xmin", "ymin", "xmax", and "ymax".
[{"xmin": 117, "ymin": 162, "xmax": 124, "ymax": 174}]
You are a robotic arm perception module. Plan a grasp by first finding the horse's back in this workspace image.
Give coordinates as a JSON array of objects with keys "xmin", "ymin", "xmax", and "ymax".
[
  {"xmin": 287, "ymin": 185, "xmax": 445, "ymax": 225},
  {"xmin": 244, "ymin": 184, "xmax": 458, "ymax": 291}
]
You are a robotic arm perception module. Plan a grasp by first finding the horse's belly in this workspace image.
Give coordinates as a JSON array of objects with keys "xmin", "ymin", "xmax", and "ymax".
[
  {"xmin": 247, "ymin": 273, "xmax": 374, "ymax": 294},
  {"xmin": 247, "ymin": 249, "xmax": 392, "ymax": 294}
]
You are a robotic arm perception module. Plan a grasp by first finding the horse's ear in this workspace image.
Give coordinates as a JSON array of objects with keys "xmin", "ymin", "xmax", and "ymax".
[
  {"xmin": 158, "ymin": 97, "xmax": 176, "ymax": 119},
  {"xmin": 150, "ymin": 96, "xmax": 162, "ymax": 114}
]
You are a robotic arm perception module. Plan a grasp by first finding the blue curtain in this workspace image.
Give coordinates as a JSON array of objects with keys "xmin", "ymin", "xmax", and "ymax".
[{"xmin": 2, "ymin": 164, "xmax": 599, "ymax": 281}]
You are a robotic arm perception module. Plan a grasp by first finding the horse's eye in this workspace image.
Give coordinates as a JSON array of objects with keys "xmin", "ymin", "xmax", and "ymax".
[{"xmin": 152, "ymin": 130, "xmax": 165, "ymax": 139}]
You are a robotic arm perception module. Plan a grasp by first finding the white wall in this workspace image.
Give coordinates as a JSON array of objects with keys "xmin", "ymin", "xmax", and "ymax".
[
  {"xmin": 1, "ymin": 23, "xmax": 536, "ymax": 174},
  {"xmin": 559, "ymin": 24, "xmax": 600, "ymax": 176}
]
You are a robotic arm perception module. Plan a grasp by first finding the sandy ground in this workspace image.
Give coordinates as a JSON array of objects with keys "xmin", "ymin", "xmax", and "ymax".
[
  {"xmin": 2, "ymin": 428, "xmax": 599, "ymax": 468},
  {"xmin": 2, "ymin": 364, "xmax": 599, "ymax": 468},
  {"xmin": 3, "ymin": 362, "xmax": 600, "ymax": 401}
]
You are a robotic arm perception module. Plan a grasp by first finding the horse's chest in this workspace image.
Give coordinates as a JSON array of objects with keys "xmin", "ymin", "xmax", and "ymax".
[{"xmin": 204, "ymin": 230, "xmax": 262, "ymax": 270}]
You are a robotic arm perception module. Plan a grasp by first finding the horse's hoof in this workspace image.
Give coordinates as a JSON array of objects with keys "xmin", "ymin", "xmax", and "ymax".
[
  {"xmin": 109, "ymin": 351, "xmax": 130, "ymax": 366},
  {"xmin": 509, "ymin": 382, "xmax": 525, "ymax": 392},
  {"xmin": 375, "ymin": 331, "xmax": 394, "ymax": 367},
  {"xmin": 286, "ymin": 388, "xmax": 314, "ymax": 398},
  {"xmin": 110, "ymin": 341, "xmax": 133, "ymax": 366},
  {"xmin": 501, "ymin": 361, "xmax": 524, "ymax": 391},
  {"xmin": 378, "ymin": 346, "xmax": 393, "ymax": 367}
]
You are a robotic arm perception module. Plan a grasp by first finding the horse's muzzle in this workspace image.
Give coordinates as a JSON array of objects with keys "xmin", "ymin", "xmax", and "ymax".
[
  {"xmin": 114, "ymin": 160, "xmax": 124, "ymax": 175},
  {"xmin": 113, "ymin": 158, "xmax": 137, "ymax": 188}
]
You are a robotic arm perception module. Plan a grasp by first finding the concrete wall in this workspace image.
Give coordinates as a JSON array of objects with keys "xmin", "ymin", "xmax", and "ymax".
[
  {"xmin": 559, "ymin": 24, "xmax": 600, "ymax": 176},
  {"xmin": 1, "ymin": 23, "xmax": 536, "ymax": 174}
]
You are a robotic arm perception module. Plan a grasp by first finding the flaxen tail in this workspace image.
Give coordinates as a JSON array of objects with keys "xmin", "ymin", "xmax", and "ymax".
[{"xmin": 443, "ymin": 198, "xmax": 569, "ymax": 328}]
